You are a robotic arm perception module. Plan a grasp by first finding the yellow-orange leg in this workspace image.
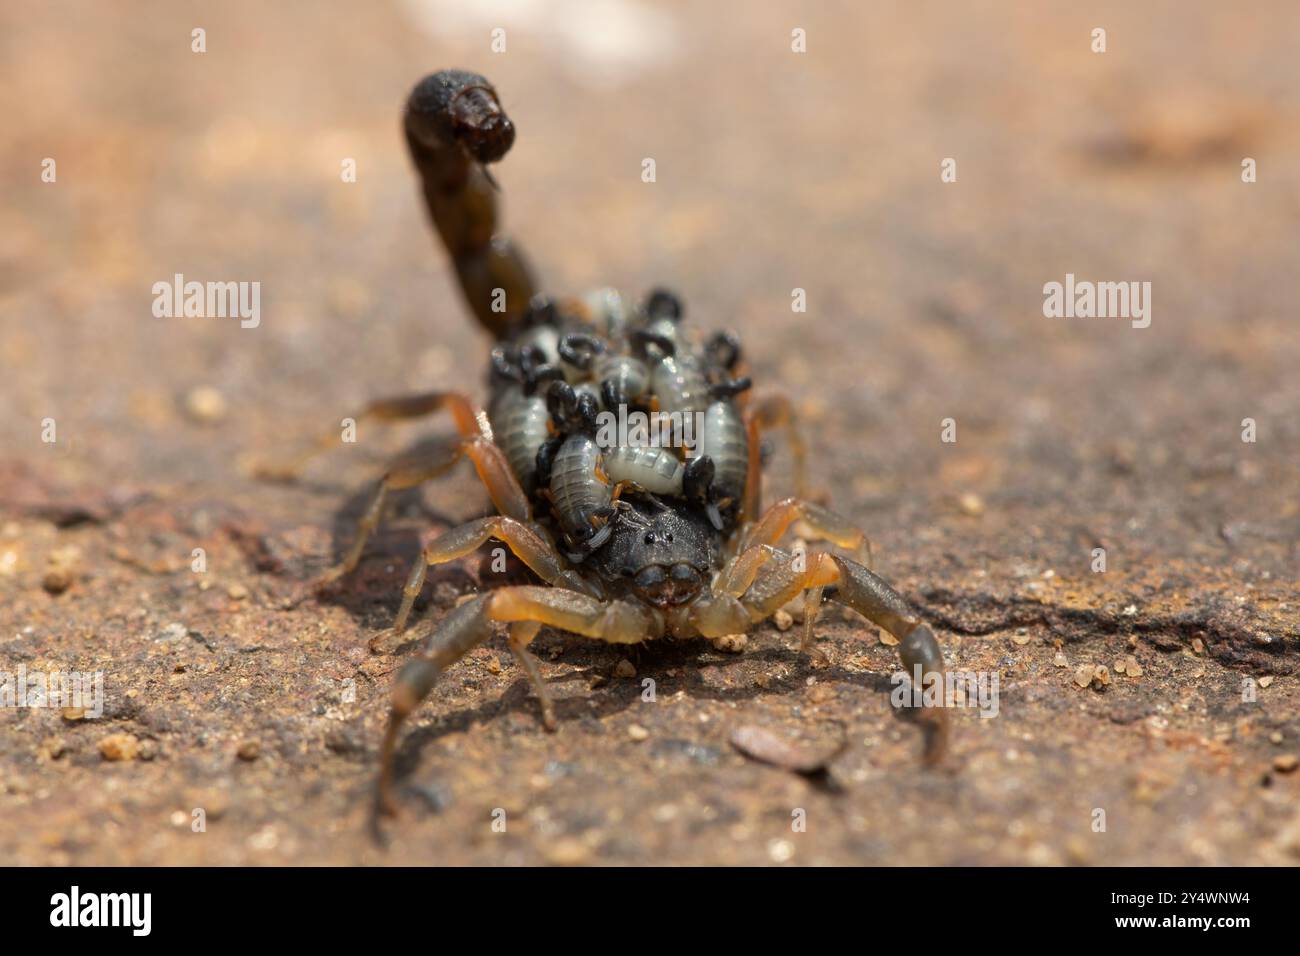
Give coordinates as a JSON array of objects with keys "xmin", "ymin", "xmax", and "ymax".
[
  {"xmin": 252, "ymin": 390, "xmax": 525, "ymax": 590},
  {"xmin": 727, "ymin": 549, "xmax": 947, "ymax": 764},
  {"xmin": 253, "ymin": 390, "xmax": 487, "ymax": 483},
  {"xmin": 317, "ymin": 435, "xmax": 530, "ymax": 590},
  {"xmin": 705, "ymin": 544, "xmax": 838, "ymax": 662},
  {"xmin": 739, "ymin": 496, "xmax": 872, "ymax": 567},
  {"xmin": 385, "ymin": 515, "xmax": 597, "ymax": 641},
  {"xmin": 714, "ymin": 543, "xmax": 779, "ymax": 598},
  {"xmin": 741, "ymin": 392, "xmax": 808, "ymax": 521},
  {"xmin": 506, "ymin": 620, "xmax": 556, "ymax": 731},
  {"xmin": 379, "ymin": 587, "xmax": 663, "ymax": 815}
]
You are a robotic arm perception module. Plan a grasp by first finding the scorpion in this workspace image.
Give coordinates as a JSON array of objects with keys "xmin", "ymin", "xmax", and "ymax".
[{"xmin": 259, "ymin": 70, "xmax": 949, "ymax": 815}]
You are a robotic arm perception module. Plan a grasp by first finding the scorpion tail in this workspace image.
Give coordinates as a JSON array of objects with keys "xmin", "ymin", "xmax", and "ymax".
[{"xmin": 404, "ymin": 70, "xmax": 537, "ymax": 340}]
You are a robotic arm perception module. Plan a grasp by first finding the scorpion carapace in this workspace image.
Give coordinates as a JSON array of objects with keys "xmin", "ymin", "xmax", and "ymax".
[{"xmin": 259, "ymin": 70, "xmax": 950, "ymax": 816}]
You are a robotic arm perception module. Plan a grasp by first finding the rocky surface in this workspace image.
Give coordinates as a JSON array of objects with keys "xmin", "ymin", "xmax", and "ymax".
[{"xmin": 1, "ymin": 1, "xmax": 1296, "ymax": 865}]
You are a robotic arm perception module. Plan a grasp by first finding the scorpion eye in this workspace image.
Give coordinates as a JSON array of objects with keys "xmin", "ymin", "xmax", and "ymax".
[
  {"xmin": 643, "ymin": 532, "xmax": 655, "ymax": 545},
  {"xmin": 666, "ymin": 532, "xmax": 674, "ymax": 543}
]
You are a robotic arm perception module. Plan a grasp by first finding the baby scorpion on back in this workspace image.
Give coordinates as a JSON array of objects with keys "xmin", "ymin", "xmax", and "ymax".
[{"xmin": 258, "ymin": 69, "xmax": 950, "ymax": 816}]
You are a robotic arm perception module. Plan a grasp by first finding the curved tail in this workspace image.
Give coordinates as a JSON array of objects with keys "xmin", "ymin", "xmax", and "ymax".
[{"xmin": 405, "ymin": 70, "xmax": 536, "ymax": 339}]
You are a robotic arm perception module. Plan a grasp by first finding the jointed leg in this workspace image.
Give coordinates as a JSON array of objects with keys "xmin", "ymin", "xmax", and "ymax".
[
  {"xmin": 388, "ymin": 514, "xmax": 595, "ymax": 636},
  {"xmin": 823, "ymin": 555, "xmax": 948, "ymax": 764},
  {"xmin": 730, "ymin": 550, "xmax": 948, "ymax": 764},
  {"xmin": 738, "ymin": 549, "xmax": 839, "ymax": 622},
  {"xmin": 253, "ymin": 390, "xmax": 486, "ymax": 482},
  {"xmin": 739, "ymin": 496, "xmax": 872, "ymax": 567},
  {"xmin": 318, "ymin": 435, "xmax": 530, "ymax": 588},
  {"xmin": 507, "ymin": 620, "xmax": 556, "ymax": 731},
  {"xmin": 714, "ymin": 543, "xmax": 779, "ymax": 598},
  {"xmin": 741, "ymin": 392, "xmax": 808, "ymax": 520},
  {"xmin": 695, "ymin": 544, "xmax": 838, "ymax": 656},
  {"xmin": 379, "ymin": 586, "xmax": 663, "ymax": 814}
]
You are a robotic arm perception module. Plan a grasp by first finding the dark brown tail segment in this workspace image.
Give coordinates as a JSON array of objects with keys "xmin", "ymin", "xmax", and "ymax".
[{"xmin": 405, "ymin": 70, "xmax": 537, "ymax": 339}]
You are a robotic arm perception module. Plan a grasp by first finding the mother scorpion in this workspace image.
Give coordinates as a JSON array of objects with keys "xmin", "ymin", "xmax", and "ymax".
[{"xmin": 261, "ymin": 70, "xmax": 949, "ymax": 815}]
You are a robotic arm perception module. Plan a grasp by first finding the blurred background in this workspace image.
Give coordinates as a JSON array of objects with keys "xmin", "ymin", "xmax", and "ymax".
[{"xmin": 0, "ymin": 1, "xmax": 1297, "ymax": 865}]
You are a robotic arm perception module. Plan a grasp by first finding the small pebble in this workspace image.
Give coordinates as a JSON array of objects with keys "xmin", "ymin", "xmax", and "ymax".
[
  {"xmin": 237, "ymin": 740, "xmax": 260, "ymax": 761},
  {"xmin": 807, "ymin": 684, "xmax": 834, "ymax": 705},
  {"xmin": 730, "ymin": 724, "xmax": 845, "ymax": 773},
  {"xmin": 767, "ymin": 838, "xmax": 795, "ymax": 863},
  {"xmin": 227, "ymin": 583, "xmax": 249, "ymax": 600},
  {"xmin": 1270, "ymin": 732, "xmax": 1284, "ymax": 745},
  {"xmin": 711, "ymin": 633, "xmax": 748, "ymax": 653},
  {"xmin": 957, "ymin": 492, "xmax": 985, "ymax": 517},
  {"xmin": 627, "ymin": 724, "xmax": 649, "ymax": 742},
  {"xmin": 1053, "ymin": 652, "xmax": 1068, "ymax": 668},
  {"xmin": 614, "ymin": 659, "xmax": 636, "ymax": 679},
  {"xmin": 1011, "ymin": 633, "xmax": 1031, "ymax": 646},
  {"xmin": 485, "ymin": 655, "xmax": 501, "ymax": 675},
  {"xmin": 1191, "ymin": 636, "xmax": 1206, "ymax": 655},
  {"xmin": 99, "ymin": 733, "xmax": 140, "ymax": 762},
  {"xmin": 543, "ymin": 838, "xmax": 592, "ymax": 866},
  {"xmin": 773, "ymin": 609, "xmax": 794, "ymax": 632},
  {"xmin": 42, "ymin": 567, "xmax": 74, "ymax": 595},
  {"xmin": 42, "ymin": 545, "xmax": 80, "ymax": 594},
  {"xmin": 1073, "ymin": 664, "xmax": 1094, "ymax": 689},
  {"xmin": 1273, "ymin": 755, "xmax": 1298, "ymax": 774},
  {"xmin": 42, "ymin": 737, "xmax": 67, "ymax": 760},
  {"xmin": 184, "ymin": 386, "xmax": 227, "ymax": 423},
  {"xmin": 1259, "ymin": 675, "xmax": 1274, "ymax": 689}
]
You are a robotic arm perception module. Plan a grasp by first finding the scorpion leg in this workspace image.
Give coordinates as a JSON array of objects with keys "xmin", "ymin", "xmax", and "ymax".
[
  {"xmin": 316, "ymin": 434, "xmax": 531, "ymax": 589},
  {"xmin": 822, "ymin": 555, "xmax": 949, "ymax": 764},
  {"xmin": 507, "ymin": 621, "xmax": 556, "ymax": 731},
  {"xmin": 384, "ymin": 515, "xmax": 597, "ymax": 642},
  {"xmin": 739, "ymin": 496, "xmax": 872, "ymax": 566},
  {"xmin": 738, "ymin": 549, "xmax": 840, "ymax": 624},
  {"xmin": 689, "ymin": 545, "xmax": 835, "ymax": 649},
  {"xmin": 741, "ymin": 392, "xmax": 809, "ymax": 519},
  {"xmin": 714, "ymin": 543, "xmax": 780, "ymax": 597},
  {"xmin": 252, "ymin": 390, "xmax": 486, "ymax": 482},
  {"xmin": 379, "ymin": 586, "xmax": 663, "ymax": 814},
  {"xmin": 726, "ymin": 549, "xmax": 947, "ymax": 763}
]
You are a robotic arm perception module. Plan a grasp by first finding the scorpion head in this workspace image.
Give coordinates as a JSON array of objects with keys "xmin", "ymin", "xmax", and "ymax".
[{"xmin": 594, "ymin": 499, "xmax": 719, "ymax": 608}]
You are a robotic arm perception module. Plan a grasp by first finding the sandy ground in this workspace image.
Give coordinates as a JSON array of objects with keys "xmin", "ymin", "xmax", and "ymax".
[{"xmin": 1, "ymin": 1, "xmax": 1297, "ymax": 865}]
